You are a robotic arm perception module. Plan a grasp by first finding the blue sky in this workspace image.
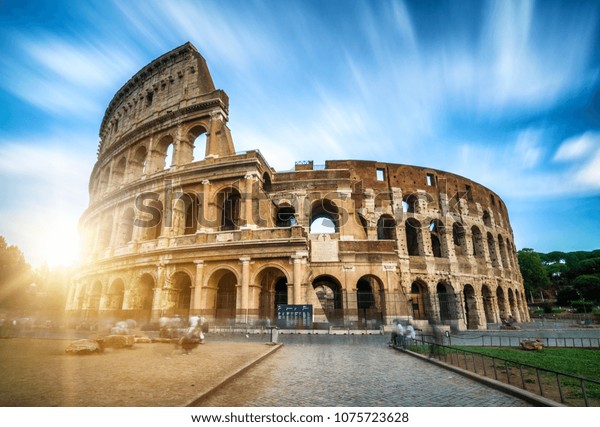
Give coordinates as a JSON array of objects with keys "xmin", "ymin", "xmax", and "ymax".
[{"xmin": 0, "ymin": 0, "xmax": 599, "ymax": 267}]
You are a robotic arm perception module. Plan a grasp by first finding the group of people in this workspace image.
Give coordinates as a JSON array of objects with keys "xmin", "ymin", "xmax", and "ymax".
[{"xmin": 390, "ymin": 319, "xmax": 416, "ymax": 348}]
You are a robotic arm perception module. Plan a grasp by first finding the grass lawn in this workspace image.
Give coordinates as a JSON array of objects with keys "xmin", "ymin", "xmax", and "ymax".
[{"xmin": 457, "ymin": 346, "xmax": 600, "ymax": 381}]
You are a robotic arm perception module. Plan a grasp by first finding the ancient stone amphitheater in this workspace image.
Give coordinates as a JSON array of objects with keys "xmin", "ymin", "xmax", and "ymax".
[{"xmin": 66, "ymin": 42, "xmax": 529, "ymax": 332}]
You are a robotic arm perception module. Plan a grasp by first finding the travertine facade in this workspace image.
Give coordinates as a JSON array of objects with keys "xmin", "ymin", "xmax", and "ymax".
[{"xmin": 66, "ymin": 43, "xmax": 529, "ymax": 331}]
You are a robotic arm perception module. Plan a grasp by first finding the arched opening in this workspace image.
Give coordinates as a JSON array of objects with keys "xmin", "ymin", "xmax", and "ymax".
[
  {"xmin": 403, "ymin": 194, "xmax": 418, "ymax": 213},
  {"xmin": 256, "ymin": 267, "xmax": 288, "ymax": 321},
  {"xmin": 87, "ymin": 280, "xmax": 103, "ymax": 313},
  {"xmin": 498, "ymin": 235, "xmax": 509, "ymax": 268},
  {"xmin": 189, "ymin": 125, "xmax": 208, "ymax": 161},
  {"xmin": 130, "ymin": 146, "xmax": 148, "ymax": 179},
  {"xmin": 405, "ymin": 218, "xmax": 422, "ymax": 256},
  {"xmin": 164, "ymin": 144, "xmax": 174, "ymax": 169},
  {"xmin": 215, "ymin": 271, "xmax": 237, "ymax": 322},
  {"xmin": 98, "ymin": 168, "xmax": 110, "ymax": 195},
  {"xmin": 310, "ymin": 199, "xmax": 339, "ymax": 234},
  {"xmin": 117, "ymin": 208, "xmax": 134, "ymax": 246},
  {"xmin": 129, "ymin": 273, "xmax": 154, "ymax": 323},
  {"xmin": 263, "ymin": 172, "xmax": 272, "ymax": 192},
  {"xmin": 356, "ymin": 276, "xmax": 384, "ymax": 328},
  {"xmin": 471, "ymin": 226, "xmax": 484, "ymax": 257},
  {"xmin": 170, "ymin": 271, "xmax": 192, "ymax": 317},
  {"xmin": 172, "ymin": 193, "xmax": 200, "ymax": 235},
  {"xmin": 496, "ymin": 286, "xmax": 507, "ymax": 320},
  {"xmin": 312, "ymin": 275, "xmax": 343, "ymax": 325},
  {"xmin": 429, "ymin": 219, "xmax": 444, "ymax": 257},
  {"xmin": 463, "ymin": 284, "xmax": 479, "ymax": 329},
  {"xmin": 156, "ymin": 136, "xmax": 174, "ymax": 171},
  {"xmin": 105, "ymin": 279, "xmax": 125, "ymax": 314},
  {"xmin": 216, "ymin": 188, "xmax": 241, "ymax": 231},
  {"xmin": 437, "ymin": 282, "xmax": 458, "ymax": 322},
  {"xmin": 377, "ymin": 215, "xmax": 396, "ymax": 240},
  {"xmin": 112, "ymin": 157, "xmax": 127, "ymax": 187},
  {"xmin": 483, "ymin": 210, "xmax": 492, "ymax": 227},
  {"xmin": 508, "ymin": 288, "xmax": 517, "ymax": 319},
  {"xmin": 97, "ymin": 214, "xmax": 113, "ymax": 253},
  {"xmin": 139, "ymin": 198, "xmax": 163, "ymax": 240},
  {"xmin": 276, "ymin": 204, "xmax": 296, "ymax": 227},
  {"xmin": 452, "ymin": 222, "xmax": 467, "ymax": 256},
  {"xmin": 410, "ymin": 281, "xmax": 429, "ymax": 320},
  {"xmin": 487, "ymin": 232, "xmax": 499, "ymax": 267},
  {"xmin": 481, "ymin": 284, "xmax": 495, "ymax": 324}
]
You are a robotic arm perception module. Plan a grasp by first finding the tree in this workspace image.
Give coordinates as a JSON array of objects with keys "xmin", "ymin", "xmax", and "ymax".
[
  {"xmin": 518, "ymin": 248, "xmax": 549, "ymax": 295},
  {"xmin": 573, "ymin": 274, "xmax": 600, "ymax": 304},
  {"xmin": 0, "ymin": 236, "xmax": 33, "ymax": 310}
]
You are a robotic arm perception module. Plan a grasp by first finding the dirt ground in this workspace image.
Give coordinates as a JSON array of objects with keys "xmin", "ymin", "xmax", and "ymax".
[{"xmin": 0, "ymin": 337, "xmax": 276, "ymax": 407}]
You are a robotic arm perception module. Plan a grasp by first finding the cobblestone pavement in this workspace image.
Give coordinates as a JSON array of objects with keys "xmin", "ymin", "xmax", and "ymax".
[{"xmin": 196, "ymin": 335, "xmax": 532, "ymax": 407}]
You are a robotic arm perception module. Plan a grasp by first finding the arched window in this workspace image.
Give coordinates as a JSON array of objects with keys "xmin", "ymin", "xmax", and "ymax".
[
  {"xmin": 217, "ymin": 188, "xmax": 241, "ymax": 231},
  {"xmin": 487, "ymin": 232, "xmax": 499, "ymax": 267},
  {"xmin": 263, "ymin": 172, "xmax": 272, "ymax": 192},
  {"xmin": 118, "ymin": 207, "xmax": 135, "ymax": 246},
  {"xmin": 471, "ymin": 225, "xmax": 484, "ymax": 257},
  {"xmin": 429, "ymin": 219, "xmax": 444, "ymax": 257},
  {"xmin": 131, "ymin": 146, "xmax": 148, "ymax": 179},
  {"xmin": 377, "ymin": 214, "xmax": 396, "ymax": 240},
  {"xmin": 452, "ymin": 222, "xmax": 467, "ymax": 256},
  {"xmin": 403, "ymin": 194, "xmax": 418, "ymax": 213},
  {"xmin": 310, "ymin": 199, "xmax": 339, "ymax": 234},
  {"xmin": 112, "ymin": 157, "xmax": 127, "ymax": 187},
  {"xmin": 482, "ymin": 210, "xmax": 492, "ymax": 227},
  {"xmin": 276, "ymin": 204, "xmax": 296, "ymax": 227},
  {"xmin": 189, "ymin": 125, "xmax": 208, "ymax": 161},
  {"xmin": 405, "ymin": 218, "xmax": 422, "ymax": 256}
]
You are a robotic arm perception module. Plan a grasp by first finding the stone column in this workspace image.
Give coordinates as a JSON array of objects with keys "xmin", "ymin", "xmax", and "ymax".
[
  {"xmin": 191, "ymin": 260, "xmax": 204, "ymax": 315},
  {"xmin": 243, "ymin": 173, "xmax": 256, "ymax": 228},
  {"xmin": 292, "ymin": 254, "xmax": 305, "ymax": 304},
  {"xmin": 151, "ymin": 264, "xmax": 165, "ymax": 319},
  {"xmin": 240, "ymin": 257, "xmax": 251, "ymax": 322},
  {"xmin": 200, "ymin": 179, "xmax": 211, "ymax": 231}
]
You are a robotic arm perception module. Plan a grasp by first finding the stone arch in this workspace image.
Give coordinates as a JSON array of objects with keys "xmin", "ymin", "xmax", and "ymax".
[
  {"xmin": 356, "ymin": 212, "xmax": 369, "ymax": 239},
  {"xmin": 104, "ymin": 278, "xmax": 125, "ymax": 312},
  {"xmin": 255, "ymin": 266, "xmax": 289, "ymax": 322},
  {"xmin": 206, "ymin": 268, "xmax": 238, "ymax": 323},
  {"xmin": 99, "ymin": 168, "xmax": 111, "ymax": 195},
  {"xmin": 111, "ymin": 157, "xmax": 127, "ymax": 187},
  {"xmin": 508, "ymin": 288, "xmax": 517, "ymax": 319},
  {"xmin": 487, "ymin": 232, "xmax": 499, "ymax": 267},
  {"xmin": 498, "ymin": 234, "xmax": 509, "ymax": 268},
  {"xmin": 471, "ymin": 225, "xmax": 484, "ymax": 257},
  {"xmin": 310, "ymin": 199, "xmax": 339, "ymax": 234},
  {"xmin": 312, "ymin": 275, "xmax": 343, "ymax": 325},
  {"xmin": 429, "ymin": 219, "xmax": 444, "ymax": 258},
  {"xmin": 172, "ymin": 192, "xmax": 200, "ymax": 235},
  {"xmin": 377, "ymin": 214, "xmax": 396, "ymax": 240},
  {"xmin": 463, "ymin": 284, "xmax": 479, "ymax": 329},
  {"xmin": 216, "ymin": 187, "xmax": 241, "ymax": 231},
  {"xmin": 129, "ymin": 145, "xmax": 148, "ymax": 179},
  {"xmin": 356, "ymin": 275, "xmax": 385, "ymax": 327},
  {"xmin": 496, "ymin": 286, "xmax": 507, "ymax": 320},
  {"xmin": 127, "ymin": 273, "xmax": 155, "ymax": 323},
  {"xmin": 483, "ymin": 210, "xmax": 492, "ymax": 227},
  {"xmin": 452, "ymin": 222, "xmax": 468, "ymax": 256},
  {"xmin": 117, "ymin": 207, "xmax": 135, "ymax": 246},
  {"xmin": 139, "ymin": 197, "xmax": 163, "ymax": 240},
  {"xmin": 405, "ymin": 218, "xmax": 423, "ymax": 256},
  {"xmin": 275, "ymin": 202, "xmax": 296, "ymax": 227},
  {"xmin": 169, "ymin": 271, "xmax": 192, "ymax": 317},
  {"xmin": 262, "ymin": 172, "xmax": 272, "ymax": 192},
  {"xmin": 410, "ymin": 280, "xmax": 429, "ymax": 320},
  {"xmin": 189, "ymin": 124, "xmax": 208, "ymax": 161},
  {"xmin": 481, "ymin": 284, "xmax": 496, "ymax": 324},
  {"xmin": 436, "ymin": 282, "xmax": 459, "ymax": 322},
  {"xmin": 86, "ymin": 280, "xmax": 103, "ymax": 313},
  {"xmin": 155, "ymin": 135, "xmax": 174, "ymax": 170},
  {"xmin": 97, "ymin": 214, "xmax": 113, "ymax": 253},
  {"xmin": 402, "ymin": 193, "xmax": 419, "ymax": 213}
]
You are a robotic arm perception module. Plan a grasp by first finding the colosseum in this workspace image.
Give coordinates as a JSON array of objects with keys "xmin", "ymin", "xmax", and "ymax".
[{"xmin": 65, "ymin": 42, "xmax": 529, "ymax": 332}]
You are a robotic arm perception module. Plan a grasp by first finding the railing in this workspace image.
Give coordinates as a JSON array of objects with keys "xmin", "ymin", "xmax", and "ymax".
[
  {"xmin": 407, "ymin": 338, "xmax": 600, "ymax": 406},
  {"xmin": 448, "ymin": 334, "xmax": 600, "ymax": 348}
]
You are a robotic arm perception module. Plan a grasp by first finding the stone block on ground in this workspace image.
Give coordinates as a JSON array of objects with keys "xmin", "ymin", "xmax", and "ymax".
[
  {"xmin": 520, "ymin": 339, "xmax": 544, "ymax": 351},
  {"xmin": 134, "ymin": 336, "xmax": 152, "ymax": 343},
  {"xmin": 65, "ymin": 339, "xmax": 103, "ymax": 355}
]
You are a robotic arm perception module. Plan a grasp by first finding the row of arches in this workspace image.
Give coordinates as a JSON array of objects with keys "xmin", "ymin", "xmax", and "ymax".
[
  {"xmin": 93, "ymin": 126, "xmax": 208, "ymax": 199},
  {"xmin": 409, "ymin": 280, "xmax": 527, "ymax": 328}
]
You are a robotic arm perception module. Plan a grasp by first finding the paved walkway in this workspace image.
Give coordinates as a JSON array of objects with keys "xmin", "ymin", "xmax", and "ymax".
[{"xmin": 195, "ymin": 335, "xmax": 532, "ymax": 407}]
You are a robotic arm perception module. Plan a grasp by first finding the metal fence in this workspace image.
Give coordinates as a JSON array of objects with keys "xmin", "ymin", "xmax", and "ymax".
[
  {"xmin": 407, "ymin": 337, "xmax": 600, "ymax": 407},
  {"xmin": 446, "ymin": 334, "xmax": 600, "ymax": 348}
]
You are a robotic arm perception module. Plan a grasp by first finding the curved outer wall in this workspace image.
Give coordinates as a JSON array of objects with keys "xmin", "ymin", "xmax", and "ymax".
[{"xmin": 67, "ymin": 43, "xmax": 529, "ymax": 332}]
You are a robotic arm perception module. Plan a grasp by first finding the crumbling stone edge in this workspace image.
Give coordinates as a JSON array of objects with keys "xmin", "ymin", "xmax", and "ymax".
[
  {"xmin": 397, "ymin": 347, "xmax": 564, "ymax": 407},
  {"xmin": 185, "ymin": 343, "xmax": 283, "ymax": 406}
]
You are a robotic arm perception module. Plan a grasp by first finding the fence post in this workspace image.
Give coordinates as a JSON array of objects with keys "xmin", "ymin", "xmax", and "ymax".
[
  {"xmin": 557, "ymin": 374, "xmax": 565, "ymax": 403},
  {"xmin": 581, "ymin": 379, "xmax": 589, "ymax": 407},
  {"xmin": 537, "ymin": 369, "xmax": 544, "ymax": 397}
]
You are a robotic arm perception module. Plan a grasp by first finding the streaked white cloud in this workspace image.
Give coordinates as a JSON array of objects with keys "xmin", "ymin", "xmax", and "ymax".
[{"xmin": 554, "ymin": 132, "xmax": 599, "ymax": 162}]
